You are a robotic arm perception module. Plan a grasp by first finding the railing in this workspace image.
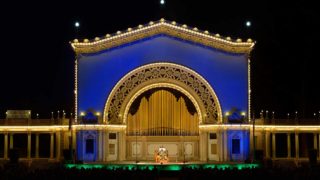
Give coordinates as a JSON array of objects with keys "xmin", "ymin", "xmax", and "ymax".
[
  {"xmin": 255, "ymin": 118, "xmax": 320, "ymax": 125},
  {"xmin": 127, "ymin": 127, "xmax": 199, "ymax": 136},
  {"xmin": 0, "ymin": 118, "xmax": 71, "ymax": 126},
  {"xmin": 1, "ymin": 118, "xmax": 319, "ymax": 126}
]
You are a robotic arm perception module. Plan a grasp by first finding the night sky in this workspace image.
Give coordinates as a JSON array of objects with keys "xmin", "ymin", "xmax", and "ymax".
[{"xmin": 0, "ymin": 1, "xmax": 319, "ymax": 119}]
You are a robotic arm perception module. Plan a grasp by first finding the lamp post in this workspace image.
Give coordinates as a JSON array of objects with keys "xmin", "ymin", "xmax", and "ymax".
[
  {"xmin": 241, "ymin": 112, "xmax": 246, "ymax": 122},
  {"xmin": 266, "ymin": 110, "xmax": 269, "ymax": 120},
  {"xmin": 272, "ymin": 111, "xmax": 275, "ymax": 120},
  {"xmin": 260, "ymin": 110, "xmax": 264, "ymax": 119},
  {"xmin": 225, "ymin": 112, "xmax": 230, "ymax": 124}
]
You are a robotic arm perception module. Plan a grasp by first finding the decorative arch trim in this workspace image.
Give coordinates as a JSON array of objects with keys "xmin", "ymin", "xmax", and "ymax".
[
  {"xmin": 123, "ymin": 83, "xmax": 202, "ymax": 124},
  {"xmin": 103, "ymin": 62, "xmax": 222, "ymax": 124}
]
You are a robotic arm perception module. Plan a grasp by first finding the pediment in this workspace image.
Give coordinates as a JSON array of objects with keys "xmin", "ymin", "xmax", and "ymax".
[{"xmin": 71, "ymin": 19, "xmax": 254, "ymax": 54}]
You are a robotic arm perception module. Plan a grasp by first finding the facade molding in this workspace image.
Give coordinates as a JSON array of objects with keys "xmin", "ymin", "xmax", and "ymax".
[{"xmin": 71, "ymin": 19, "xmax": 255, "ymax": 54}]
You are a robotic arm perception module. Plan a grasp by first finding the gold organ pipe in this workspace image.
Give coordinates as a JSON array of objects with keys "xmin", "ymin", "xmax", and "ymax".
[{"xmin": 127, "ymin": 89, "xmax": 199, "ymax": 136}]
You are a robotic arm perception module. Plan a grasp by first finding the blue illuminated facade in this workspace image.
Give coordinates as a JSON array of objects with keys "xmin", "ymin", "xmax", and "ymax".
[
  {"xmin": 78, "ymin": 34, "xmax": 248, "ymax": 117},
  {"xmin": 72, "ymin": 20, "xmax": 253, "ymax": 162}
]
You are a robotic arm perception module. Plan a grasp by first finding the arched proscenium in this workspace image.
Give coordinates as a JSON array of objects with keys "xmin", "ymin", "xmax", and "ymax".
[
  {"xmin": 103, "ymin": 62, "xmax": 222, "ymax": 124},
  {"xmin": 123, "ymin": 83, "xmax": 202, "ymax": 124}
]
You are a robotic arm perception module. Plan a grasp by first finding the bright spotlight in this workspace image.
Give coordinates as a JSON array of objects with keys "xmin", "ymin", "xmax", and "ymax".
[
  {"xmin": 246, "ymin": 21, "xmax": 251, "ymax": 27},
  {"xmin": 75, "ymin": 21, "xmax": 80, "ymax": 28}
]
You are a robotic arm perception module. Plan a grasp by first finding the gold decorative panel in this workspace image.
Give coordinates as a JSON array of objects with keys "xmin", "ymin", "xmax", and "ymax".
[
  {"xmin": 211, "ymin": 144, "xmax": 217, "ymax": 154},
  {"xmin": 109, "ymin": 144, "xmax": 115, "ymax": 155}
]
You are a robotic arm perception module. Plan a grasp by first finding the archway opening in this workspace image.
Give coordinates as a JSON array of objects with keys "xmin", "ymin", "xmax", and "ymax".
[
  {"xmin": 103, "ymin": 62, "xmax": 222, "ymax": 124},
  {"xmin": 127, "ymin": 87, "xmax": 199, "ymax": 136}
]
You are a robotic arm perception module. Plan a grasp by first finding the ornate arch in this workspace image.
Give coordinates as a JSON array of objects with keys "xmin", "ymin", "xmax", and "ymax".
[
  {"xmin": 103, "ymin": 62, "xmax": 222, "ymax": 124},
  {"xmin": 124, "ymin": 83, "xmax": 202, "ymax": 124}
]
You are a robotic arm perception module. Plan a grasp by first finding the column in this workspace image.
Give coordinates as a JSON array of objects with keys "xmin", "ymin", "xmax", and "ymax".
[
  {"xmin": 199, "ymin": 131, "xmax": 208, "ymax": 161},
  {"xmin": 249, "ymin": 127, "xmax": 253, "ymax": 154},
  {"xmin": 287, "ymin": 133, "xmax": 291, "ymax": 158},
  {"xmin": 72, "ymin": 130, "xmax": 76, "ymax": 153},
  {"xmin": 118, "ymin": 131, "xmax": 126, "ymax": 161},
  {"xmin": 223, "ymin": 130, "xmax": 228, "ymax": 161},
  {"xmin": 35, "ymin": 134, "xmax": 39, "ymax": 158},
  {"xmin": 261, "ymin": 131, "xmax": 266, "ymax": 158},
  {"xmin": 98, "ymin": 130, "xmax": 103, "ymax": 161},
  {"xmin": 105, "ymin": 132, "xmax": 109, "ymax": 161},
  {"xmin": 9, "ymin": 133, "xmax": 13, "ymax": 149},
  {"xmin": 101, "ymin": 131, "xmax": 105, "ymax": 161},
  {"xmin": 319, "ymin": 134, "xmax": 320, "ymax": 159},
  {"xmin": 50, "ymin": 133, "xmax": 54, "ymax": 159},
  {"xmin": 4, "ymin": 133, "xmax": 8, "ymax": 159},
  {"xmin": 295, "ymin": 132, "xmax": 299, "ymax": 159},
  {"xmin": 313, "ymin": 133, "xmax": 317, "ymax": 150},
  {"xmin": 313, "ymin": 133, "xmax": 318, "ymax": 160},
  {"xmin": 27, "ymin": 133, "xmax": 31, "ymax": 159},
  {"xmin": 272, "ymin": 133, "xmax": 276, "ymax": 159},
  {"xmin": 56, "ymin": 132, "xmax": 61, "ymax": 160},
  {"xmin": 219, "ymin": 130, "xmax": 223, "ymax": 161},
  {"xmin": 265, "ymin": 131, "xmax": 270, "ymax": 158}
]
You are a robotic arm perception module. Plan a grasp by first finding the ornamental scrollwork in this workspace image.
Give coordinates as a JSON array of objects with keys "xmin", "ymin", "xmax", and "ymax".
[{"xmin": 105, "ymin": 63, "xmax": 221, "ymax": 124}]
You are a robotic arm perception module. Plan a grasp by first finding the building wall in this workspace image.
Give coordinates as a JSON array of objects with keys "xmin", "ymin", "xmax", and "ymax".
[
  {"xmin": 78, "ymin": 35, "xmax": 248, "ymax": 117},
  {"xmin": 76, "ymin": 131, "xmax": 98, "ymax": 162}
]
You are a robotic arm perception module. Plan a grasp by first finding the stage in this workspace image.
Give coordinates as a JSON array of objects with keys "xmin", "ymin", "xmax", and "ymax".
[{"xmin": 65, "ymin": 161, "xmax": 260, "ymax": 171}]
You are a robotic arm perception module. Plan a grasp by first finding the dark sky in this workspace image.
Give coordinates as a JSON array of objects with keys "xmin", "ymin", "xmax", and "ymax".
[{"xmin": 0, "ymin": 1, "xmax": 319, "ymax": 119}]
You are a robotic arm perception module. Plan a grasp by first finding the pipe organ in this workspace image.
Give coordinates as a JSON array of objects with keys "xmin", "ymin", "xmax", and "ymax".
[{"xmin": 127, "ymin": 88, "xmax": 199, "ymax": 136}]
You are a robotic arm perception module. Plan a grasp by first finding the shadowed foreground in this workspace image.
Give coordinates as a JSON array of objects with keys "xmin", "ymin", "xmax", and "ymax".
[{"xmin": 1, "ymin": 163, "xmax": 319, "ymax": 180}]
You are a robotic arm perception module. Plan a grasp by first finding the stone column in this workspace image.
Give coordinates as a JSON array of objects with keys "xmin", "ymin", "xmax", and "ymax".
[
  {"xmin": 27, "ymin": 133, "xmax": 31, "ymax": 159},
  {"xmin": 118, "ymin": 131, "xmax": 126, "ymax": 161},
  {"xmin": 199, "ymin": 131, "xmax": 208, "ymax": 161},
  {"xmin": 295, "ymin": 132, "xmax": 299, "ymax": 159},
  {"xmin": 287, "ymin": 133, "xmax": 291, "ymax": 158},
  {"xmin": 249, "ymin": 127, "xmax": 253, "ymax": 154},
  {"xmin": 313, "ymin": 133, "xmax": 317, "ymax": 150},
  {"xmin": 223, "ymin": 130, "xmax": 228, "ymax": 161},
  {"xmin": 72, "ymin": 130, "xmax": 76, "ymax": 153},
  {"xmin": 319, "ymin": 134, "xmax": 320, "ymax": 159},
  {"xmin": 105, "ymin": 132, "xmax": 109, "ymax": 161},
  {"xmin": 272, "ymin": 133, "xmax": 276, "ymax": 159},
  {"xmin": 261, "ymin": 131, "xmax": 266, "ymax": 157},
  {"xmin": 98, "ymin": 130, "xmax": 103, "ymax": 161},
  {"xmin": 265, "ymin": 131, "xmax": 270, "ymax": 158},
  {"xmin": 35, "ymin": 134, "xmax": 39, "ymax": 158},
  {"xmin": 219, "ymin": 130, "xmax": 223, "ymax": 161},
  {"xmin": 56, "ymin": 132, "xmax": 61, "ymax": 160},
  {"xmin": 9, "ymin": 133, "xmax": 13, "ymax": 149},
  {"xmin": 50, "ymin": 133, "xmax": 54, "ymax": 159},
  {"xmin": 4, "ymin": 133, "xmax": 8, "ymax": 159}
]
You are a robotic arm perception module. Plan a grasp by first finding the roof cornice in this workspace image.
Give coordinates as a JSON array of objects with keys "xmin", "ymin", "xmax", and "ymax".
[{"xmin": 70, "ymin": 18, "xmax": 255, "ymax": 54}]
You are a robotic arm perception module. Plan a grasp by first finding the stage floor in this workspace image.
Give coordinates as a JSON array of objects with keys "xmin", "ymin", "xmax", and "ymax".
[{"xmin": 65, "ymin": 161, "xmax": 260, "ymax": 171}]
